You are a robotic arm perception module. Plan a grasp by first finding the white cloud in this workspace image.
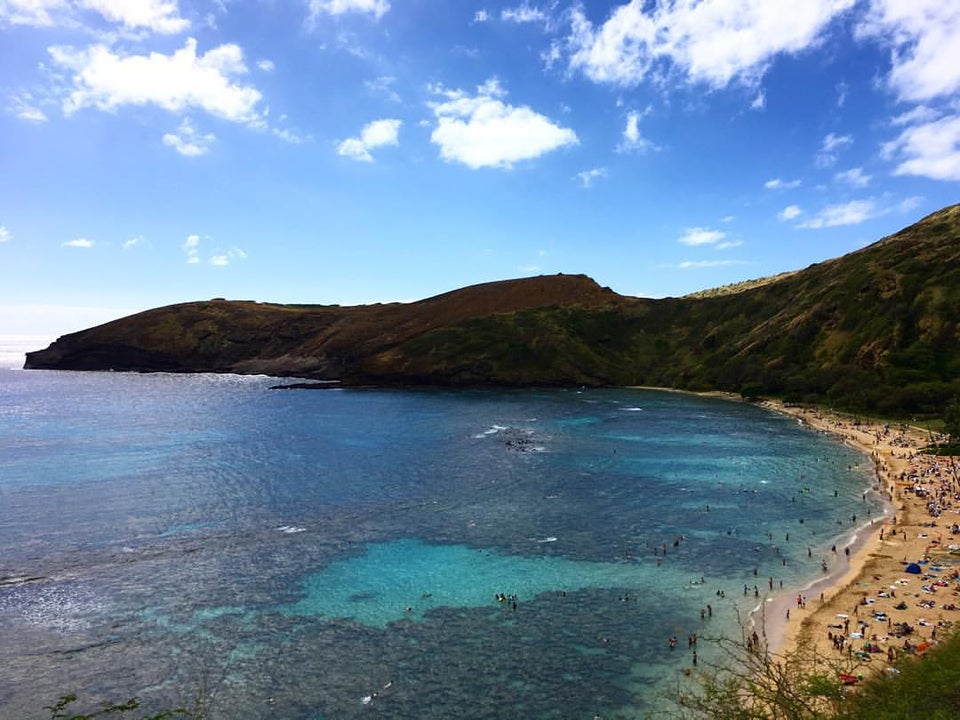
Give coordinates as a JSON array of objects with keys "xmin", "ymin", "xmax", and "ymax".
[
  {"xmin": 764, "ymin": 178, "xmax": 801, "ymax": 190},
  {"xmin": 162, "ymin": 117, "xmax": 215, "ymax": 156},
  {"xmin": 891, "ymin": 106, "xmax": 940, "ymax": 127},
  {"xmin": 883, "ymin": 114, "xmax": 960, "ymax": 181},
  {"xmin": 678, "ymin": 227, "xmax": 726, "ymax": 246},
  {"xmin": 365, "ymin": 76, "xmax": 400, "ymax": 103},
  {"xmin": 778, "ymin": 204, "xmax": 802, "ymax": 221},
  {"xmin": 0, "ymin": 225, "xmax": 11, "ymax": 242},
  {"xmin": 209, "ymin": 247, "xmax": 246, "ymax": 266},
  {"xmin": 272, "ymin": 126, "xmax": 309, "ymax": 144},
  {"xmin": 502, "ymin": 3, "xmax": 548, "ymax": 25},
  {"xmin": 618, "ymin": 108, "xmax": 655, "ymax": 153},
  {"xmin": 62, "ymin": 237, "xmax": 94, "ymax": 248},
  {"xmin": 834, "ymin": 167, "xmax": 870, "ymax": 188},
  {"xmin": 78, "ymin": 0, "xmax": 189, "ymax": 34},
  {"xmin": 337, "ymin": 118, "xmax": 401, "ymax": 162},
  {"xmin": 183, "ymin": 233, "xmax": 200, "ymax": 263},
  {"xmin": 815, "ymin": 131, "xmax": 852, "ymax": 167},
  {"xmin": 566, "ymin": 0, "xmax": 856, "ymax": 91},
  {"xmin": 750, "ymin": 89, "xmax": 766, "ymax": 110},
  {"xmin": 0, "ymin": 0, "xmax": 67, "ymax": 27},
  {"xmin": 49, "ymin": 38, "xmax": 264, "ymax": 126},
  {"xmin": 122, "ymin": 235, "xmax": 144, "ymax": 249},
  {"xmin": 676, "ymin": 259, "xmax": 748, "ymax": 269},
  {"xmin": 9, "ymin": 93, "xmax": 48, "ymax": 122},
  {"xmin": 256, "ymin": 59, "xmax": 275, "ymax": 72},
  {"xmin": 799, "ymin": 199, "xmax": 879, "ymax": 229},
  {"xmin": 856, "ymin": 1, "xmax": 960, "ymax": 103},
  {"xmin": 575, "ymin": 167, "xmax": 607, "ymax": 188},
  {"xmin": 473, "ymin": 10, "xmax": 489, "ymax": 23},
  {"xmin": 428, "ymin": 79, "xmax": 578, "ymax": 169},
  {"xmin": 308, "ymin": 0, "xmax": 389, "ymax": 23}
]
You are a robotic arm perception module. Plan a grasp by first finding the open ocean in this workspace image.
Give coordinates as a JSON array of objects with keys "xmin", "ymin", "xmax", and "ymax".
[{"xmin": 0, "ymin": 368, "xmax": 884, "ymax": 719}]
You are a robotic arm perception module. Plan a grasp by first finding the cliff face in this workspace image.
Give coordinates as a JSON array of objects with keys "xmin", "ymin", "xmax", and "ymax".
[{"xmin": 25, "ymin": 204, "xmax": 960, "ymax": 416}]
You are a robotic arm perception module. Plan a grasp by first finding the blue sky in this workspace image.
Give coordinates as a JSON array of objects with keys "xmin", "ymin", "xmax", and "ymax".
[{"xmin": 2, "ymin": 0, "xmax": 959, "ymax": 340}]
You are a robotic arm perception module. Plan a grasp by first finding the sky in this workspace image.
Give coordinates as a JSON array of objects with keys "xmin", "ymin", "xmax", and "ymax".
[{"xmin": 2, "ymin": 0, "xmax": 960, "ymax": 345}]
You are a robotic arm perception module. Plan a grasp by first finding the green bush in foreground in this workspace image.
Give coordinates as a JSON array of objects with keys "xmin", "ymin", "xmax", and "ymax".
[{"xmin": 669, "ymin": 629, "xmax": 960, "ymax": 720}]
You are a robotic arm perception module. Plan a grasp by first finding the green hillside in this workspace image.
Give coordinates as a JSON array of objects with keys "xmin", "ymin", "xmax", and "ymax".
[{"xmin": 26, "ymin": 203, "xmax": 960, "ymax": 418}]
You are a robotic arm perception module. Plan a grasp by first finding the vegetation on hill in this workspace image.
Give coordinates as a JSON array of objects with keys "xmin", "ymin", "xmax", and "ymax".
[{"xmin": 25, "ymin": 203, "xmax": 960, "ymax": 419}]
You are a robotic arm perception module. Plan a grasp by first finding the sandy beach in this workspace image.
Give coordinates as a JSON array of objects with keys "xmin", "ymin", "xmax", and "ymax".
[{"xmin": 759, "ymin": 401, "xmax": 960, "ymax": 677}]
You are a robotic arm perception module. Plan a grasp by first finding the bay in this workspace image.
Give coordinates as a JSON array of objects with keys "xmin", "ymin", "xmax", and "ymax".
[{"xmin": 0, "ymin": 370, "xmax": 881, "ymax": 719}]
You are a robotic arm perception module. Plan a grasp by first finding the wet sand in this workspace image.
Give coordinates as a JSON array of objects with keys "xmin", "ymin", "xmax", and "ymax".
[{"xmin": 759, "ymin": 402, "xmax": 959, "ymax": 674}]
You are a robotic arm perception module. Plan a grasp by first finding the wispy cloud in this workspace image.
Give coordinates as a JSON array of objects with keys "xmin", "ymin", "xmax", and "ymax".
[
  {"xmin": 183, "ymin": 233, "xmax": 201, "ymax": 264},
  {"xmin": 799, "ymin": 199, "xmax": 879, "ymax": 228},
  {"xmin": 162, "ymin": 118, "xmax": 215, "ymax": 156},
  {"xmin": 574, "ymin": 167, "xmax": 607, "ymax": 188},
  {"xmin": 815, "ymin": 132, "xmax": 853, "ymax": 168},
  {"xmin": 778, "ymin": 205, "xmax": 802, "ymax": 221},
  {"xmin": 308, "ymin": 0, "xmax": 390, "ymax": 24},
  {"xmin": 0, "ymin": 226, "xmax": 12, "ymax": 243},
  {"xmin": 210, "ymin": 247, "xmax": 246, "ymax": 266},
  {"xmin": 764, "ymin": 178, "xmax": 801, "ymax": 190},
  {"xmin": 883, "ymin": 114, "xmax": 960, "ymax": 181},
  {"xmin": 617, "ymin": 108, "xmax": 656, "ymax": 153},
  {"xmin": 677, "ymin": 227, "xmax": 727, "ymax": 246},
  {"xmin": 834, "ymin": 167, "xmax": 871, "ymax": 188},
  {"xmin": 78, "ymin": 0, "xmax": 190, "ymax": 34},
  {"xmin": 122, "ymin": 235, "xmax": 145, "ymax": 249},
  {"xmin": 337, "ymin": 118, "xmax": 401, "ymax": 162},
  {"xmin": 62, "ymin": 237, "xmax": 94, "ymax": 248}
]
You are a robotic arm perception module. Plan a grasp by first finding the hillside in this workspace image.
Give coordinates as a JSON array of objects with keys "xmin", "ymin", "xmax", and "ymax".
[{"xmin": 25, "ymin": 203, "xmax": 960, "ymax": 417}]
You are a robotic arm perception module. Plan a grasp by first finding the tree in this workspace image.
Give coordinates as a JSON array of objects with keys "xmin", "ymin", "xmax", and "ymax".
[{"xmin": 944, "ymin": 397, "xmax": 960, "ymax": 445}]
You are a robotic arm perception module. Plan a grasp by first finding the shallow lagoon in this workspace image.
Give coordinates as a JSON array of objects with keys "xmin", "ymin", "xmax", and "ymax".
[{"xmin": 0, "ymin": 371, "xmax": 881, "ymax": 718}]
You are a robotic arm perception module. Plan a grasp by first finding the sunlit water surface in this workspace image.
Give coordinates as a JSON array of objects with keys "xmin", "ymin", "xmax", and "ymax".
[{"xmin": 0, "ymin": 370, "xmax": 881, "ymax": 719}]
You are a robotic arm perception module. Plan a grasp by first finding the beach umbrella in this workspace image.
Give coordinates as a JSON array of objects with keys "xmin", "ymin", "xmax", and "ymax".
[{"xmin": 905, "ymin": 563, "xmax": 922, "ymax": 574}]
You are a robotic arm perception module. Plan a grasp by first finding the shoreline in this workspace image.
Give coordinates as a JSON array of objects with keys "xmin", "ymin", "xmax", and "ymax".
[{"xmin": 753, "ymin": 400, "xmax": 959, "ymax": 674}]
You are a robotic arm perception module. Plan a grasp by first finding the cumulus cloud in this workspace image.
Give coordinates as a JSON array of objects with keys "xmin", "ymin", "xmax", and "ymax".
[
  {"xmin": 883, "ymin": 114, "xmax": 960, "ymax": 181},
  {"xmin": 122, "ymin": 235, "xmax": 144, "ymax": 249},
  {"xmin": 677, "ymin": 227, "xmax": 726, "ymax": 246},
  {"xmin": 799, "ymin": 199, "xmax": 879, "ymax": 229},
  {"xmin": 62, "ymin": 237, "xmax": 94, "ymax": 248},
  {"xmin": 566, "ymin": 0, "xmax": 856, "ymax": 91},
  {"xmin": 337, "ymin": 118, "xmax": 401, "ymax": 162},
  {"xmin": 764, "ymin": 178, "xmax": 801, "ymax": 190},
  {"xmin": 0, "ymin": 225, "xmax": 11, "ymax": 243},
  {"xmin": 256, "ymin": 59, "xmax": 275, "ymax": 72},
  {"xmin": 49, "ymin": 38, "xmax": 264, "ymax": 126},
  {"xmin": 473, "ymin": 10, "xmax": 490, "ymax": 23},
  {"xmin": 428, "ymin": 79, "xmax": 578, "ymax": 169},
  {"xmin": 162, "ymin": 117, "xmax": 215, "ymax": 156},
  {"xmin": 857, "ymin": 1, "xmax": 960, "ymax": 104},
  {"xmin": 78, "ymin": 0, "xmax": 189, "ymax": 34},
  {"xmin": 778, "ymin": 204, "xmax": 802, "ymax": 221},
  {"xmin": 308, "ymin": 0, "xmax": 390, "ymax": 23},
  {"xmin": 675, "ymin": 259, "xmax": 749, "ymax": 269},
  {"xmin": 575, "ymin": 167, "xmax": 607, "ymax": 188}
]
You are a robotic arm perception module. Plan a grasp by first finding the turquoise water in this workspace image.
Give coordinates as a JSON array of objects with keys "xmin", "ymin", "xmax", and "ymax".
[{"xmin": 0, "ymin": 370, "xmax": 881, "ymax": 719}]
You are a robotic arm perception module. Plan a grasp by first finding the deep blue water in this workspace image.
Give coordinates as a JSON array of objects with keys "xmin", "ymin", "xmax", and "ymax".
[{"xmin": 0, "ymin": 370, "xmax": 883, "ymax": 719}]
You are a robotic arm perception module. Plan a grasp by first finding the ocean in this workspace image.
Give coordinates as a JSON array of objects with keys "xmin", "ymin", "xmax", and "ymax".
[{"xmin": 0, "ymin": 369, "xmax": 882, "ymax": 719}]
